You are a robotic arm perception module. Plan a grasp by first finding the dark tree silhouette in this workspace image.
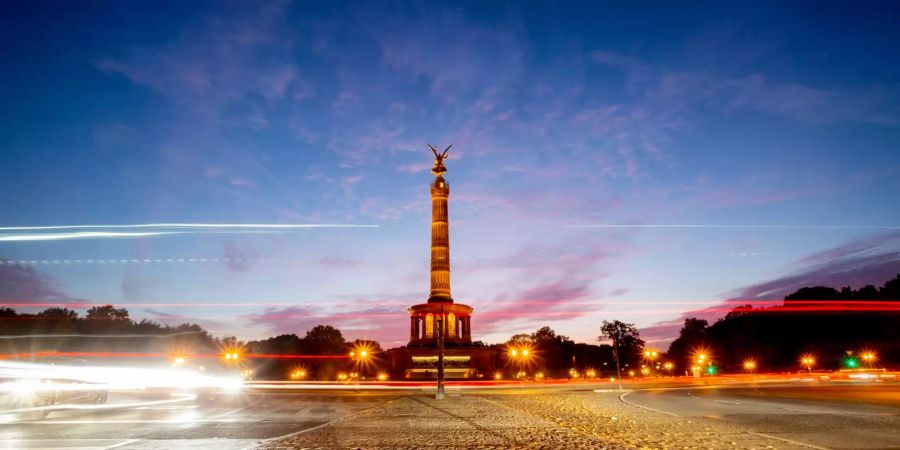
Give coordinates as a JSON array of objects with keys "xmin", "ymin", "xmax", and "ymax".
[
  {"xmin": 302, "ymin": 325, "xmax": 347, "ymax": 354},
  {"xmin": 86, "ymin": 305, "xmax": 130, "ymax": 320},
  {"xmin": 665, "ymin": 318, "xmax": 709, "ymax": 372},
  {"xmin": 667, "ymin": 274, "xmax": 900, "ymax": 371},
  {"xmin": 599, "ymin": 320, "xmax": 644, "ymax": 383}
]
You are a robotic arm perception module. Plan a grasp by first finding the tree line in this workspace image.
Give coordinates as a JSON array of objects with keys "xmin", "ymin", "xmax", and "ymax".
[
  {"xmin": 664, "ymin": 274, "xmax": 900, "ymax": 371},
  {"xmin": 0, "ymin": 305, "xmax": 220, "ymax": 355},
  {"xmin": 2, "ymin": 273, "xmax": 896, "ymax": 379}
]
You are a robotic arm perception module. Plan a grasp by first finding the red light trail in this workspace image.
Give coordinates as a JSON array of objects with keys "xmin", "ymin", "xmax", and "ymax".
[{"xmin": 0, "ymin": 351, "xmax": 349, "ymax": 360}]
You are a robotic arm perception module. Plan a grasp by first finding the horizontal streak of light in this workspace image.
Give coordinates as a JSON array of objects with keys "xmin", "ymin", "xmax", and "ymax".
[
  {"xmin": 0, "ymin": 351, "xmax": 347, "ymax": 360},
  {"xmin": 566, "ymin": 224, "xmax": 900, "ymax": 229},
  {"xmin": 0, "ymin": 300, "xmax": 890, "ymax": 309},
  {"xmin": 2, "ymin": 305, "xmax": 884, "ymax": 321},
  {"xmin": 1, "ymin": 257, "xmax": 300, "ymax": 265},
  {"xmin": 0, "ymin": 231, "xmax": 179, "ymax": 241},
  {"xmin": 2, "ymin": 393, "xmax": 196, "ymax": 415},
  {"xmin": 0, "ymin": 331, "xmax": 204, "ymax": 340},
  {"xmin": 0, "ymin": 223, "xmax": 378, "ymax": 242},
  {"xmin": 239, "ymin": 306, "xmax": 900, "ymax": 319},
  {"xmin": 0, "ymin": 223, "xmax": 379, "ymax": 231}
]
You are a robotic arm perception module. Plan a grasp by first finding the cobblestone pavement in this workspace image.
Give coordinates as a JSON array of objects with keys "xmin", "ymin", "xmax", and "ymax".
[{"xmin": 259, "ymin": 392, "xmax": 810, "ymax": 449}]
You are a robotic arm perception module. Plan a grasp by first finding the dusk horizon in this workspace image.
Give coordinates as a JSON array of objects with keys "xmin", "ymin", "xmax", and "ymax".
[
  {"xmin": 3, "ymin": 1, "xmax": 900, "ymax": 350},
  {"xmin": 3, "ymin": 2, "xmax": 900, "ymax": 448}
]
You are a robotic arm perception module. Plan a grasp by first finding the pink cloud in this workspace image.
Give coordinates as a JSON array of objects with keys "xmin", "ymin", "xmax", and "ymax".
[
  {"xmin": 641, "ymin": 232, "xmax": 900, "ymax": 346},
  {"xmin": 0, "ymin": 259, "xmax": 67, "ymax": 302},
  {"xmin": 244, "ymin": 305, "xmax": 408, "ymax": 346}
]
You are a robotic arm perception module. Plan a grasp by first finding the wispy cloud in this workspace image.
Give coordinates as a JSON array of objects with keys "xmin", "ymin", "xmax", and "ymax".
[
  {"xmin": 95, "ymin": 1, "xmax": 300, "ymax": 126},
  {"xmin": 244, "ymin": 304, "xmax": 407, "ymax": 344},
  {"xmin": 641, "ymin": 232, "xmax": 900, "ymax": 344},
  {"xmin": 730, "ymin": 233, "xmax": 900, "ymax": 300},
  {"xmin": 0, "ymin": 258, "xmax": 68, "ymax": 302}
]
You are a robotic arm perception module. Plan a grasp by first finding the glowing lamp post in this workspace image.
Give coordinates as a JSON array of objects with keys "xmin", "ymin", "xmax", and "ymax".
[
  {"xmin": 436, "ymin": 313, "xmax": 445, "ymax": 400},
  {"xmin": 507, "ymin": 345, "xmax": 533, "ymax": 380},
  {"xmin": 861, "ymin": 351, "xmax": 877, "ymax": 369},
  {"xmin": 663, "ymin": 362, "xmax": 674, "ymax": 375},
  {"xmin": 800, "ymin": 354, "xmax": 815, "ymax": 373},
  {"xmin": 642, "ymin": 350, "xmax": 659, "ymax": 376},
  {"xmin": 691, "ymin": 351, "xmax": 710, "ymax": 377},
  {"xmin": 743, "ymin": 359, "xmax": 757, "ymax": 373}
]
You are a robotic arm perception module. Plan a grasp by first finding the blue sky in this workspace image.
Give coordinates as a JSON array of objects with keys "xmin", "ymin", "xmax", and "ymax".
[{"xmin": 2, "ymin": 1, "xmax": 899, "ymax": 347}]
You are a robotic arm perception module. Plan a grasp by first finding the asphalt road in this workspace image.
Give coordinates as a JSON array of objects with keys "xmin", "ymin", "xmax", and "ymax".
[
  {"xmin": 621, "ymin": 382, "xmax": 900, "ymax": 449},
  {"xmin": 1, "ymin": 381, "xmax": 897, "ymax": 449},
  {"xmin": 0, "ymin": 390, "xmax": 400, "ymax": 450}
]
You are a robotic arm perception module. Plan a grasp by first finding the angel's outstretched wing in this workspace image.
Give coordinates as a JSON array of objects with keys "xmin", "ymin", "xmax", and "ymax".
[
  {"xmin": 440, "ymin": 145, "xmax": 452, "ymax": 159},
  {"xmin": 428, "ymin": 144, "xmax": 440, "ymax": 159}
]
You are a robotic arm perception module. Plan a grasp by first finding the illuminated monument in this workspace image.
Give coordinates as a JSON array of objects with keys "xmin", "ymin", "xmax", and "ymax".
[
  {"xmin": 408, "ymin": 145, "xmax": 473, "ymax": 346},
  {"xmin": 386, "ymin": 145, "xmax": 496, "ymax": 379}
]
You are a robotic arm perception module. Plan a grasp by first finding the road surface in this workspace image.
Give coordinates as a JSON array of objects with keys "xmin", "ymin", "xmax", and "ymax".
[
  {"xmin": 0, "ymin": 381, "xmax": 897, "ymax": 449},
  {"xmin": 0, "ymin": 390, "xmax": 400, "ymax": 450},
  {"xmin": 621, "ymin": 382, "xmax": 900, "ymax": 449}
]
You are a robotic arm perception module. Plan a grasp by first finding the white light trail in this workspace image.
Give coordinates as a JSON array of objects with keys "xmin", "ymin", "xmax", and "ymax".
[
  {"xmin": 0, "ymin": 232, "xmax": 179, "ymax": 241},
  {"xmin": 0, "ymin": 223, "xmax": 379, "ymax": 231},
  {"xmin": 0, "ymin": 331, "xmax": 203, "ymax": 340},
  {"xmin": 566, "ymin": 224, "xmax": 900, "ymax": 229},
  {"xmin": 1, "ymin": 256, "xmax": 301, "ymax": 265},
  {"xmin": 0, "ymin": 223, "xmax": 378, "ymax": 242},
  {"xmin": 0, "ymin": 360, "xmax": 243, "ymax": 391}
]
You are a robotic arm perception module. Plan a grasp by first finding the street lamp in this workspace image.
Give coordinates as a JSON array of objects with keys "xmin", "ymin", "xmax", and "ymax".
[
  {"xmin": 507, "ymin": 345, "xmax": 533, "ymax": 380},
  {"xmin": 349, "ymin": 343, "xmax": 374, "ymax": 380},
  {"xmin": 861, "ymin": 351, "xmax": 877, "ymax": 368},
  {"xmin": 800, "ymin": 354, "xmax": 815, "ymax": 372},
  {"xmin": 436, "ymin": 312, "xmax": 445, "ymax": 400},
  {"xmin": 663, "ymin": 362, "xmax": 674, "ymax": 375},
  {"xmin": 691, "ymin": 349, "xmax": 711, "ymax": 377},
  {"xmin": 743, "ymin": 359, "xmax": 757, "ymax": 373},
  {"xmin": 642, "ymin": 349, "xmax": 659, "ymax": 376}
]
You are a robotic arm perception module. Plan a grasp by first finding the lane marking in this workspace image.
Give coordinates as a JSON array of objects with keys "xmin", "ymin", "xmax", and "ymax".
[
  {"xmin": 617, "ymin": 391, "xmax": 678, "ymax": 417},
  {"xmin": 206, "ymin": 398, "xmax": 263, "ymax": 420},
  {"xmin": 713, "ymin": 399, "xmax": 742, "ymax": 405},
  {"xmin": 749, "ymin": 432, "xmax": 833, "ymax": 450},
  {"xmin": 0, "ymin": 439, "xmax": 139, "ymax": 450},
  {"xmin": 0, "ymin": 393, "xmax": 196, "ymax": 415},
  {"xmin": 101, "ymin": 439, "xmax": 140, "ymax": 450}
]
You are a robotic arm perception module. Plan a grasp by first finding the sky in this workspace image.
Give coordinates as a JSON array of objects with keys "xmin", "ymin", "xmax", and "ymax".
[{"xmin": 2, "ymin": 1, "xmax": 899, "ymax": 347}]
